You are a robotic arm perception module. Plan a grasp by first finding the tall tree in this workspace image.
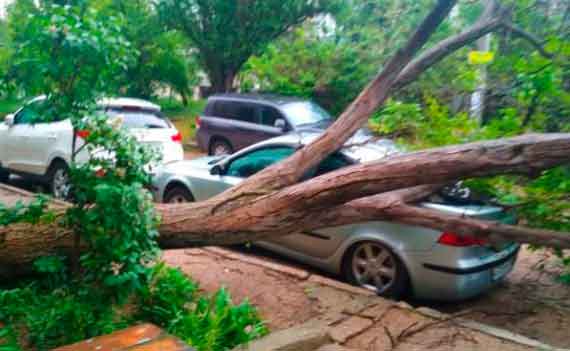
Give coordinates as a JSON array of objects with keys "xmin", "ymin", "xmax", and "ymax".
[
  {"xmin": 105, "ymin": 0, "xmax": 199, "ymax": 103},
  {"xmin": 156, "ymin": 0, "xmax": 339, "ymax": 92}
]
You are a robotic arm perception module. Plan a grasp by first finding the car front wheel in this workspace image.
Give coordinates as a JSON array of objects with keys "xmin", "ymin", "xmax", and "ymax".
[
  {"xmin": 164, "ymin": 186, "xmax": 194, "ymax": 204},
  {"xmin": 343, "ymin": 241, "xmax": 409, "ymax": 299}
]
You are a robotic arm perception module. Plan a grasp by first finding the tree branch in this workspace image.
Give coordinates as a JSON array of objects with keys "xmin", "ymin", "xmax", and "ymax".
[
  {"xmin": 155, "ymin": 133, "xmax": 570, "ymax": 246},
  {"xmin": 216, "ymin": 0, "xmax": 459, "ymax": 204},
  {"xmin": 381, "ymin": 204, "xmax": 570, "ymax": 249},
  {"xmin": 309, "ymin": 184, "xmax": 570, "ymax": 249},
  {"xmin": 502, "ymin": 22, "xmax": 554, "ymax": 59},
  {"xmin": 393, "ymin": 1, "xmax": 508, "ymax": 90}
]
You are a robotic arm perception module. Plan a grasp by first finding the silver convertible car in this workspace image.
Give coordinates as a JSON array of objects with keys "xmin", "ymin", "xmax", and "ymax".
[{"xmin": 152, "ymin": 133, "xmax": 520, "ymax": 301}]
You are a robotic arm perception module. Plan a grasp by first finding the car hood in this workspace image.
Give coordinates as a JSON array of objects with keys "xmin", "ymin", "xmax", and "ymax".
[
  {"xmin": 162, "ymin": 156, "xmax": 223, "ymax": 173},
  {"xmin": 296, "ymin": 120, "xmax": 373, "ymax": 137}
]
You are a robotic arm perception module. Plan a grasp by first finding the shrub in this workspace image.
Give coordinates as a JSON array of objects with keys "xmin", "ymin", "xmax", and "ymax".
[{"xmin": 1, "ymin": 261, "xmax": 267, "ymax": 351}]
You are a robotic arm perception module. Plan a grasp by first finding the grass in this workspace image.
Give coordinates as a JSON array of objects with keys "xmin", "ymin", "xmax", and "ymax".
[
  {"xmin": 156, "ymin": 97, "xmax": 206, "ymax": 121},
  {"xmin": 155, "ymin": 98, "xmax": 206, "ymax": 143}
]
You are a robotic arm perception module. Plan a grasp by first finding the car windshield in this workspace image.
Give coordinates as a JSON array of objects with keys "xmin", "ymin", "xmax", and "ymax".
[
  {"xmin": 105, "ymin": 109, "xmax": 170, "ymax": 129},
  {"xmin": 281, "ymin": 102, "xmax": 332, "ymax": 126}
]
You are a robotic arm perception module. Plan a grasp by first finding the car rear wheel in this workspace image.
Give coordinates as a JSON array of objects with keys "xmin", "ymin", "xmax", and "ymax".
[
  {"xmin": 48, "ymin": 162, "xmax": 71, "ymax": 201},
  {"xmin": 164, "ymin": 186, "xmax": 194, "ymax": 204},
  {"xmin": 208, "ymin": 139, "xmax": 233, "ymax": 156},
  {"xmin": 343, "ymin": 241, "xmax": 409, "ymax": 299}
]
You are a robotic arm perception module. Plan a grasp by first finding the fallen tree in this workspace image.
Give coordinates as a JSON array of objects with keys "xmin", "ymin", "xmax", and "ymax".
[{"xmin": 1, "ymin": 0, "xmax": 569, "ymax": 277}]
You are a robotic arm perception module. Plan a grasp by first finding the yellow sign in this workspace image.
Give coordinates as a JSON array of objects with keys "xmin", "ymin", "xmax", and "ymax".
[{"xmin": 468, "ymin": 51, "xmax": 495, "ymax": 65}]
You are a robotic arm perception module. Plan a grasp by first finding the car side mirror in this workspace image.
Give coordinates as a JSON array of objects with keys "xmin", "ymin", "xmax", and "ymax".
[
  {"xmin": 210, "ymin": 164, "xmax": 224, "ymax": 175},
  {"xmin": 4, "ymin": 114, "xmax": 14, "ymax": 127},
  {"xmin": 274, "ymin": 118, "xmax": 287, "ymax": 131}
]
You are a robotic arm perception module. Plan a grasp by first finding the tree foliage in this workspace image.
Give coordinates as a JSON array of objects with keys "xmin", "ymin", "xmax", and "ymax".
[
  {"xmin": 9, "ymin": 1, "xmax": 132, "ymax": 119},
  {"xmin": 3, "ymin": 0, "xmax": 200, "ymax": 104},
  {"xmin": 103, "ymin": 0, "xmax": 199, "ymax": 103},
  {"xmin": 156, "ymin": 0, "xmax": 339, "ymax": 92}
]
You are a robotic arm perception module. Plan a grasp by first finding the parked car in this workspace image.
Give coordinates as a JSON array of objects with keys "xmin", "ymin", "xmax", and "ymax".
[
  {"xmin": 196, "ymin": 93, "xmax": 338, "ymax": 156},
  {"xmin": 152, "ymin": 133, "xmax": 520, "ymax": 301},
  {"xmin": 0, "ymin": 97, "xmax": 184, "ymax": 199}
]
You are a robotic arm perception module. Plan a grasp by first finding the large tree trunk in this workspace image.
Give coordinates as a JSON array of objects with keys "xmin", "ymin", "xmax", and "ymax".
[
  {"xmin": 209, "ymin": 67, "xmax": 237, "ymax": 93},
  {"xmin": 2, "ymin": 0, "xmax": 567, "ymax": 278},
  {"xmin": 2, "ymin": 133, "xmax": 570, "ymax": 278}
]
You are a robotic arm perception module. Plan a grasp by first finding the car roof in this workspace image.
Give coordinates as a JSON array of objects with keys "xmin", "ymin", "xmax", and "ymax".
[
  {"xmin": 208, "ymin": 93, "xmax": 307, "ymax": 106},
  {"xmin": 245, "ymin": 132, "xmax": 402, "ymax": 163},
  {"xmin": 97, "ymin": 97, "xmax": 161, "ymax": 111},
  {"xmin": 28, "ymin": 96, "xmax": 160, "ymax": 111}
]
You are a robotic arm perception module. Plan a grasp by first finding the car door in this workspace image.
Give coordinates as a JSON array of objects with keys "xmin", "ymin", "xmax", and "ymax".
[
  {"xmin": 8, "ymin": 100, "xmax": 60, "ymax": 175},
  {"xmin": 2, "ymin": 102, "xmax": 45, "ymax": 174},
  {"xmin": 255, "ymin": 105, "xmax": 289, "ymax": 140},
  {"xmin": 263, "ymin": 153, "xmax": 356, "ymax": 259},
  {"xmin": 213, "ymin": 147, "xmax": 352, "ymax": 258}
]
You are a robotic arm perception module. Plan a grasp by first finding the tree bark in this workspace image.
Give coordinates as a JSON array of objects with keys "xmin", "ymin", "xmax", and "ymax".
[{"xmin": 209, "ymin": 67, "xmax": 237, "ymax": 93}]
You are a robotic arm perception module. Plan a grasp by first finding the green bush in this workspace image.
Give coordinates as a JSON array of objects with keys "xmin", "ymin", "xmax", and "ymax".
[
  {"xmin": 0, "ymin": 261, "xmax": 267, "ymax": 351},
  {"xmin": 0, "ymin": 266, "xmax": 130, "ymax": 351},
  {"xmin": 139, "ymin": 264, "xmax": 268, "ymax": 351}
]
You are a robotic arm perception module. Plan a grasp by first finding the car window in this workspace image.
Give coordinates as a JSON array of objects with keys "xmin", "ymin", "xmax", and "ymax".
[
  {"xmin": 15, "ymin": 100, "xmax": 48, "ymax": 125},
  {"xmin": 212, "ymin": 101, "xmax": 258, "ymax": 124},
  {"xmin": 281, "ymin": 101, "xmax": 332, "ymax": 126},
  {"xmin": 314, "ymin": 153, "xmax": 351, "ymax": 177},
  {"xmin": 259, "ymin": 106, "xmax": 283, "ymax": 127},
  {"xmin": 226, "ymin": 147, "xmax": 295, "ymax": 178},
  {"xmin": 105, "ymin": 108, "xmax": 171, "ymax": 129}
]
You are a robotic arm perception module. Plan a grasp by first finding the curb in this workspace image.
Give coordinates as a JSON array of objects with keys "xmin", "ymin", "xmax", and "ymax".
[{"xmin": 409, "ymin": 306, "xmax": 567, "ymax": 351}]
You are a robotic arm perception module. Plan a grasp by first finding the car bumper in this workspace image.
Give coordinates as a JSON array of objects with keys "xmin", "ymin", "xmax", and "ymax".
[
  {"xmin": 196, "ymin": 129, "xmax": 208, "ymax": 152},
  {"xmin": 406, "ymin": 245, "xmax": 520, "ymax": 301}
]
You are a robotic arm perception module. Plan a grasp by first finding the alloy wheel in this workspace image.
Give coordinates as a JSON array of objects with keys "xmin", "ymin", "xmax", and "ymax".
[
  {"xmin": 213, "ymin": 144, "xmax": 230, "ymax": 156},
  {"xmin": 351, "ymin": 242, "xmax": 397, "ymax": 294}
]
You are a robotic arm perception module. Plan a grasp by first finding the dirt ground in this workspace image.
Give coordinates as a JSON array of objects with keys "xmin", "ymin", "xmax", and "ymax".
[{"xmin": 434, "ymin": 246, "xmax": 570, "ymax": 349}]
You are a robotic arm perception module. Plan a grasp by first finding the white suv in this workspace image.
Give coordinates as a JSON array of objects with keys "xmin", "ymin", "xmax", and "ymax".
[{"xmin": 0, "ymin": 97, "xmax": 184, "ymax": 199}]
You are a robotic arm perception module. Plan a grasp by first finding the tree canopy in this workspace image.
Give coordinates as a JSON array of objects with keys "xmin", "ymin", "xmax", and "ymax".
[{"xmin": 156, "ymin": 0, "xmax": 340, "ymax": 92}]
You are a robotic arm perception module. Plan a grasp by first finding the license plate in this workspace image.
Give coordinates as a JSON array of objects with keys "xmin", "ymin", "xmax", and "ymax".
[{"xmin": 492, "ymin": 260, "xmax": 513, "ymax": 281}]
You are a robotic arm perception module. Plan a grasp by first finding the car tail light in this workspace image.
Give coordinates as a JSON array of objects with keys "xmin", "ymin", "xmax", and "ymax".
[
  {"xmin": 195, "ymin": 116, "xmax": 201, "ymax": 128},
  {"xmin": 437, "ymin": 232, "xmax": 487, "ymax": 247},
  {"xmin": 76, "ymin": 130, "xmax": 90, "ymax": 139},
  {"xmin": 171, "ymin": 132, "xmax": 183, "ymax": 143}
]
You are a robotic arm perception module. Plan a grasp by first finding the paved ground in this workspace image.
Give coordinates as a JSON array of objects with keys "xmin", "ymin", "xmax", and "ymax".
[{"xmin": 164, "ymin": 247, "xmax": 553, "ymax": 351}]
